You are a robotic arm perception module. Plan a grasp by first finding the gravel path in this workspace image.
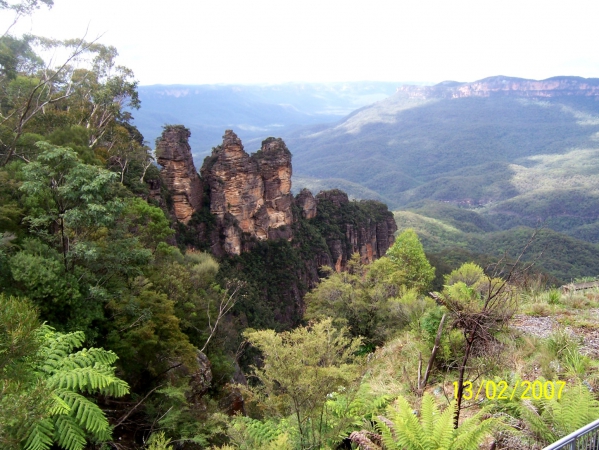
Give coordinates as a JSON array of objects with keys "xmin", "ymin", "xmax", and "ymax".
[{"xmin": 511, "ymin": 310, "xmax": 599, "ymax": 357}]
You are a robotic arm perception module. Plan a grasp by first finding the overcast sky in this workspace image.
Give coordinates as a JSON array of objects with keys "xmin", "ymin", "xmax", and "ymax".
[{"xmin": 3, "ymin": 0, "xmax": 599, "ymax": 86}]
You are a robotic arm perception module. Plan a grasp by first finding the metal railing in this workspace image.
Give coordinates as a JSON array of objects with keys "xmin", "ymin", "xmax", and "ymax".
[{"xmin": 543, "ymin": 418, "xmax": 599, "ymax": 450}]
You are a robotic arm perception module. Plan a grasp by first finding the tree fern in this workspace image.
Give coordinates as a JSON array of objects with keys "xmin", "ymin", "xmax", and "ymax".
[
  {"xmin": 53, "ymin": 415, "xmax": 87, "ymax": 450},
  {"xmin": 19, "ymin": 326, "xmax": 130, "ymax": 450},
  {"xmin": 324, "ymin": 382, "xmax": 392, "ymax": 444},
  {"xmin": 350, "ymin": 393, "xmax": 498, "ymax": 450},
  {"xmin": 519, "ymin": 383, "xmax": 599, "ymax": 445},
  {"xmin": 22, "ymin": 420, "xmax": 54, "ymax": 450}
]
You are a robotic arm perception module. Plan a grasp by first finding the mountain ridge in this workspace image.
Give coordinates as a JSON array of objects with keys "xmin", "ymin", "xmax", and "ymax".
[{"xmin": 396, "ymin": 75, "xmax": 599, "ymax": 99}]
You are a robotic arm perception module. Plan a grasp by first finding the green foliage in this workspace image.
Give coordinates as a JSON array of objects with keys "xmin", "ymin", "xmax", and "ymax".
[
  {"xmin": 306, "ymin": 254, "xmax": 434, "ymax": 346},
  {"xmin": 20, "ymin": 142, "xmax": 123, "ymax": 237},
  {"xmin": 323, "ymin": 382, "xmax": 392, "ymax": 444},
  {"xmin": 145, "ymin": 432, "xmax": 173, "ymax": 450},
  {"xmin": 243, "ymin": 318, "xmax": 364, "ymax": 449},
  {"xmin": 218, "ymin": 239, "xmax": 306, "ymax": 330},
  {"xmin": 350, "ymin": 393, "xmax": 498, "ymax": 450},
  {"xmin": 519, "ymin": 383, "xmax": 599, "ymax": 445},
  {"xmin": 395, "ymin": 206, "xmax": 599, "ymax": 284},
  {"xmin": 385, "ymin": 229, "xmax": 435, "ymax": 293},
  {"xmin": 22, "ymin": 327, "xmax": 129, "ymax": 450},
  {"xmin": 8, "ymin": 239, "xmax": 85, "ymax": 329},
  {"xmin": 0, "ymin": 163, "xmax": 25, "ymax": 234},
  {"xmin": 420, "ymin": 306, "xmax": 465, "ymax": 367},
  {"xmin": 0, "ymin": 294, "xmax": 49, "ymax": 450},
  {"xmin": 120, "ymin": 197, "xmax": 174, "ymax": 252},
  {"xmin": 106, "ymin": 280, "xmax": 198, "ymax": 381},
  {"xmin": 225, "ymin": 417, "xmax": 293, "ymax": 450},
  {"xmin": 0, "ymin": 293, "xmax": 128, "ymax": 450},
  {"xmin": 144, "ymin": 384, "xmax": 228, "ymax": 447}
]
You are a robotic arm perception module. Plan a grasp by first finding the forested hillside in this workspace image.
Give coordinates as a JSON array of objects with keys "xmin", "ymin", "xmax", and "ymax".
[
  {"xmin": 289, "ymin": 79, "xmax": 599, "ymax": 209},
  {"xmin": 3, "ymin": 3, "xmax": 599, "ymax": 450},
  {"xmin": 284, "ymin": 78, "xmax": 599, "ymax": 282}
]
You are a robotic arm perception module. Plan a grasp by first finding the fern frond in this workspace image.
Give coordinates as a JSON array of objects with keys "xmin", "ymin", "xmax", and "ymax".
[
  {"xmin": 379, "ymin": 397, "xmax": 426, "ymax": 450},
  {"xmin": 48, "ymin": 393, "xmax": 71, "ymax": 416},
  {"xmin": 53, "ymin": 415, "xmax": 86, "ymax": 450},
  {"xmin": 376, "ymin": 395, "xmax": 495, "ymax": 450},
  {"xmin": 450, "ymin": 415, "xmax": 498, "ymax": 450},
  {"xmin": 520, "ymin": 399, "xmax": 556, "ymax": 444},
  {"xmin": 245, "ymin": 418, "xmax": 282, "ymax": 444},
  {"xmin": 55, "ymin": 389, "xmax": 110, "ymax": 434},
  {"xmin": 61, "ymin": 348, "xmax": 119, "ymax": 369},
  {"xmin": 519, "ymin": 383, "xmax": 599, "ymax": 444},
  {"xmin": 47, "ymin": 365, "xmax": 129, "ymax": 396},
  {"xmin": 37, "ymin": 329, "xmax": 85, "ymax": 374},
  {"xmin": 420, "ymin": 394, "xmax": 435, "ymax": 437},
  {"xmin": 432, "ymin": 401, "xmax": 455, "ymax": 449},
  {"xmin": 23, "ymin": 419, "xmax": 54, "ymax": 450}
]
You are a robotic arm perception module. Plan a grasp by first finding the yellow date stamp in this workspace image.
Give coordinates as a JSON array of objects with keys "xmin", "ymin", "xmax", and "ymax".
[{"xmin": 453, "ymin": 380, "xmax": 566, "ymax": 401}]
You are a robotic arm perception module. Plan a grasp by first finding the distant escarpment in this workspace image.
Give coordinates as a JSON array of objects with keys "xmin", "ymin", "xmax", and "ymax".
[
  {"xmin": 156, "ymin": 127, "xmax": 397, "ymax": 327},
  {"xmin": 397, "ymin": 76, "xmax": 599, "ymax": 99}
]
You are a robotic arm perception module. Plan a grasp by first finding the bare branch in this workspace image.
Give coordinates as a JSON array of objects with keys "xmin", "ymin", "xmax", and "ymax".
[{"xmin": 200, "ymin": 280, "xmax": 243, "ymax": 353}]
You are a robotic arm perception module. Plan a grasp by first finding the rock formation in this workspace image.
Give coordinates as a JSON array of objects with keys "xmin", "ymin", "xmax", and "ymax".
[
  {"xmin": 254, "ymin": 137, "xmax": 294, "ymax": 240},
  {"xmin": 156, "ymin": 125, "xmax": 203, "ymax": 224},
  {"xmin": 200, "ymin": 130, "xmax": 294, "ymax": 255},
  {"xmin": 296, "ymin": 188, "xmax": 317, "ymax": 219},
  {"xmin": 314, "ymin": 190, "xmax": 397, "ymax": 271},
  {"xmin": 397, "ymin": 76, "xmax": 599, "ymax": 100},
  {"xmin": 157, "ymin": 126, "xmax": 397, "ymax": 267}
]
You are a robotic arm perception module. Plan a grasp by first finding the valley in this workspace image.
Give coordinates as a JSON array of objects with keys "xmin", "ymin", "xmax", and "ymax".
[{"xmin": 138, "ymin": 76, "xmax": 599, "ymax": 284}]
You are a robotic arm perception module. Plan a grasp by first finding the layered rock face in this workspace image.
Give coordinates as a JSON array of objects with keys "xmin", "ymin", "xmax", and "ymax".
[
  {"xmin": 254, "ymin": 137, "xmax": 294, "ymax": 240},
  {"xmin": 158, "ymin": 127, "xmax": 397, "ymax": 268},
  {"xmin": 296, "ymin": 188, "xmax": 317, "ymax": 219},
  {"xmin": 314, "ymin": 190, "xmax": 397, "ymax": 271},
  {"xmin": 200, "ymin": 131, "xmax": 294, "ymax": 255},
  {"xmin": 156, "ymin": 125, "xmax": 203, "ymax": 224},
  {"xmin": 397, "ymin": 76, "xmax": 599, "ymax": 99}
]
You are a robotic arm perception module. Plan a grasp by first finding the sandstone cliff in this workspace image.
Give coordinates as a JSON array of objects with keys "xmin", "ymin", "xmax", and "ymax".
[
  {"xmin": 397, "ymin": 76, "xmax": 599, "ymax": 99},
  {"xmin": 157, "ymin": 127, "xmax": 397, "ymax": 267},
  {"xmin": 296, "ymin": 188, "xmax": 317, "ymax": 219},
  {"xmin": 200, "ymin": 130, "xmax": 294, "ymax": 255},
  {"xmin": 312, "ymin": 189, "xmax": 397, "ymax": 271},
  {"xmin": 157, "ymin": 126, "xmax": 398, "ymax": 328},
  {"xmin": 156, "ymin": 125, "xmax": 203, "ymax": 224}
]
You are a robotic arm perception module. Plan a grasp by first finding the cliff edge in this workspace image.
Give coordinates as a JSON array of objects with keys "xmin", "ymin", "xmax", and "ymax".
[{"xmin": 156, "ymin": 127, "xmax": 397, "ymax": 267}]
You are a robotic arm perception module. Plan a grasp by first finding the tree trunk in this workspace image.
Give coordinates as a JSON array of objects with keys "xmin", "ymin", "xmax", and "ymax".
[
  {"xmin": 420, "ymin": 313, "xmax": 446, "ymax": 393},
  {"xmin": 454, "ymin": 335, "xmax": 474, "ymax": 428}
]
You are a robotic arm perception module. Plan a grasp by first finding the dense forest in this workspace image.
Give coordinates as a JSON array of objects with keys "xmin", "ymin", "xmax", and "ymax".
[{"xmin": 2, "ymin": 2, "xmax": 599, "ymax": 450}]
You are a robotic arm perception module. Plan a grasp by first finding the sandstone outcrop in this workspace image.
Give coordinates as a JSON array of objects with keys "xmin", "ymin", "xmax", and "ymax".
[
  {"xmin": 157, "ymin": 127, "xmax": 397, "ymax": 272},
  {"xmin": 156, "ymin": 125, "xmax": 203, "ymax": 224},
  {"xmin": 254, "ymin": 137, "xmax": 294, "ymax": 240},
  {"xmin": 397, "ymin": 76, "xmax": 599, "ymax": 100},
  {"xmin": 296, "ymin": 188, "xmax": 317, "ymax": 219},
  {"xmin": 315, "ymin": 190, "xmax": 397, "ymax": 271},
  {"xmin": 200, "ymin": 130, "xmax": 294, "ymax": 255}
]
